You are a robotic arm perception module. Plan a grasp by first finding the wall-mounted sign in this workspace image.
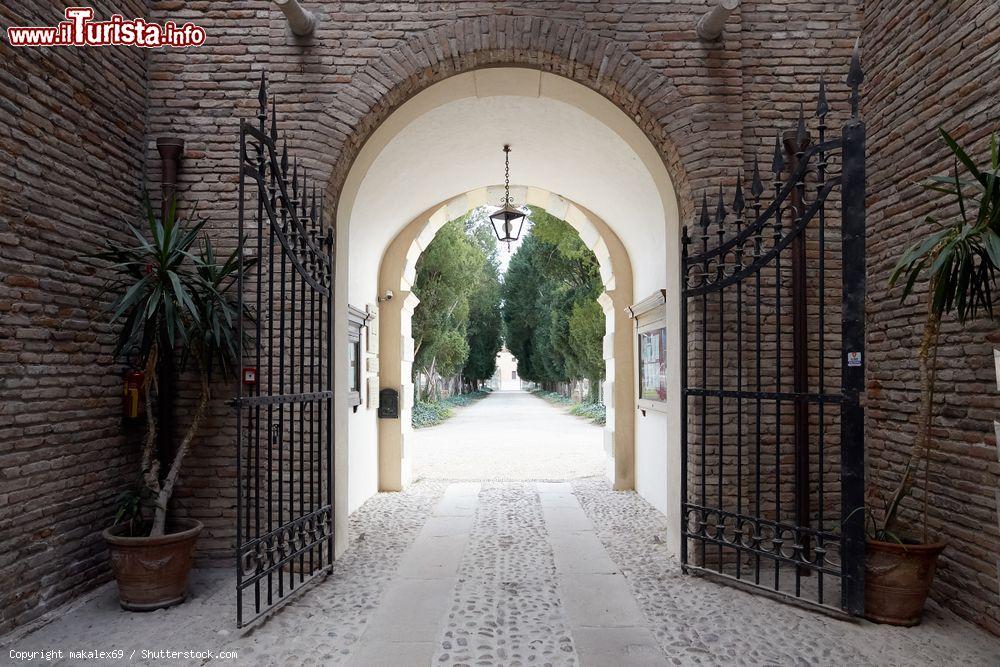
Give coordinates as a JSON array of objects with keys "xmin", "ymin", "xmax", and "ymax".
[
  {"xmin": 630, "ymin": 289, "xmax": 668, "ymax": 413},
  {"xmin": 639, "ymin": 326, "xmax": 668, "ymax": 401}
]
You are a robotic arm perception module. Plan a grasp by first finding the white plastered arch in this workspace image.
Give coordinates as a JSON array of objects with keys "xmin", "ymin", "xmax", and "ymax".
[
  {"xmin": 377, "ymin": 187, "xmax": 633, "ymax": 509},
  {"xmin": 331, "ymin": 67, "xmax": 684, "ymax": 561},
  {"xmin": 399, "ymin": 187, "xmax": 615, "ymax": 294}
]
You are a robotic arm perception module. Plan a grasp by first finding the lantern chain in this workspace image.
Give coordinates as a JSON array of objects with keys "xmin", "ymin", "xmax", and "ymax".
[{"xmin": 503, "ymin": 144, "xmax": 512, "ymax": 206}]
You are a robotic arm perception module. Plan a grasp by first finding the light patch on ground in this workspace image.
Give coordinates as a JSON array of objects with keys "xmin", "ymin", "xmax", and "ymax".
[{"xmin": 411, "ymin": 390, "xmax": 605, "ymax": 481}]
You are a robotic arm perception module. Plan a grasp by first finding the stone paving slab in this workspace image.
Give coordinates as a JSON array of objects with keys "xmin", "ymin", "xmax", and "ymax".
[
  {"xmin": 433, "ymin": 494, "xmax": 479, "ymax": 517},
  {"xmin": 394, "ymin": 533, "xmax": 469, "ymax": 578},
  {"xmin": 359, "ymin": 489, "xmax": 478, "ymax": 651},
  {"xmin": 549, "ymin": 530, "xmax": 619, "ymax": 575},
  {"xmin": 419, "ymin": 514, "xmax": 476, "ymax": 537},
  {"xmin": 560, "ymin": 572, "xmax": 648, "ymax": 628},
  {"xmin": 538, "ymin": 491, "xmax": 583, "ymax": 507},
  {"xmin": 348, "ymin": 640, "xmax": 436, "ymax": 667},
  {"xmin": 542, "ymin": 505, "xmax": 596, "ymax": 533},
  {"xmin": 362, "ymin": 577, "xmax": 455, "ymax": 643},
  {"xmin": 573, "ymin": 626, "xmax": 669, "ymax": 667}
]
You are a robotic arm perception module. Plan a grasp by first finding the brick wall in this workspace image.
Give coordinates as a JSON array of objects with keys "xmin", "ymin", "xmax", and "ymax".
[
  {"xmin": 0, "ymin": 1, "xmax": 149, "ymax": 635},
  {"xmin": 863, "ymin": 0, "xmax": 1000, "ymax": 636}
]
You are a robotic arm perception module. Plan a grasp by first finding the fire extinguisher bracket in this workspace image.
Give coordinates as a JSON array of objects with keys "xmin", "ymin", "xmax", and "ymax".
[{"xmin": 122, "ymin": 369, "xmax": 144, "ymax": 420}]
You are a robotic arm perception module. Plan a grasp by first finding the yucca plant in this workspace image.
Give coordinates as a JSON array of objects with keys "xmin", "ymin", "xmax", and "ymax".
[
  {"xmin": 94, "ymin": 197, "xmax": 254, "ymax": 536},
  {"xmin": 880, "ymin": 129, "xmax": 1000, "ymax": 542}
]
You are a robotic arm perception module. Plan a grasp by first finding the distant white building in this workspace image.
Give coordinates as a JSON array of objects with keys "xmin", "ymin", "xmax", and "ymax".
[{"xmin": 492, "ymin": 348, "xmax": 522, "ymax": 391}]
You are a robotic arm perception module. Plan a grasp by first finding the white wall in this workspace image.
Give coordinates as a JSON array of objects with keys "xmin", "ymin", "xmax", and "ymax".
[
  {"xmin": 635, "ymin": 411, "xmax": 670, "ymax": 514},
  {"xmin": 496, "ymin": 349, "xmax": 521, "ymax": 391},
  {"xmin": 347, "ymin": 330, "xmax": 378, "ymax": 513},
  {"xmin": 629, "ymin": 254, "xmax": 672, "ymax": 521}
]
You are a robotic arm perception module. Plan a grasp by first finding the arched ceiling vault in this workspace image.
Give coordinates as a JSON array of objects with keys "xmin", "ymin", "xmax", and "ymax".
[{"xmin": 341, "ymin": 67, "xmax": 678, "ymax": 300}]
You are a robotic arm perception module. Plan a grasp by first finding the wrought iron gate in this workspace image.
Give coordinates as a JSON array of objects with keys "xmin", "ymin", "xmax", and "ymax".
[
  {"xmin": 234, "ymin": 74, "xmax": 334, "ymax": 627},
  {"xmin": 680, "ymin": 49, "xmax": 866, "ymax": 615}
]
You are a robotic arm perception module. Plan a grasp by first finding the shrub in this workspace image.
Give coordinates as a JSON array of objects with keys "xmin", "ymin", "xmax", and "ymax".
[
  {"xmin": 93, "ymin": 197, "xmax": 253, "ymax": 536},
  {"xmin": 443, "ymin": 389, "xmax": 490, "ymax": 408},
  {"xmin": 569, "ymin": 402, "xmax": 606, "ymax": 425},
  {"xmin": 412, "ymin": 401, "xmax": 452, "ymax": 428},
  {"xmin": 531, "ymin": 389, "xmax": 605, "ymax": 425},
  {"xmin": 411, "ymin": 389, "xmax": 491, "ymax": 428},
  {"xmin": 529, "ymin": 389, "xmax": 573, "ymax": 405}
]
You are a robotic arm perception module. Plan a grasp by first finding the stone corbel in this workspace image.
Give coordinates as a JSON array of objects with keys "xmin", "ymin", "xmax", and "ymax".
[
  {"xmin": 696, "ymin": 0, "xmax": 740, "ymax": 41},
  {"xmin": 273, "ymin": 0, "xmax": 316, "ymax": 37}
]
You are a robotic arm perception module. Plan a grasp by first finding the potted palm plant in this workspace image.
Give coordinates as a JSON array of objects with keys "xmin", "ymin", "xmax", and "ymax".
[
  {"xmin": 867, "ymin": 129, "xmax": 999, "ymax": 625},
  {"xmin": 94, "ymin": 198, "xmax": 252, "ymax": 610}
]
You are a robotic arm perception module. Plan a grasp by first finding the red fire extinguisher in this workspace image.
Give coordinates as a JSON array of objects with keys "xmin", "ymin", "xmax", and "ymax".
[{"xmin": 123, "ymin": 369, "xmax": 144, "ymax": 419}]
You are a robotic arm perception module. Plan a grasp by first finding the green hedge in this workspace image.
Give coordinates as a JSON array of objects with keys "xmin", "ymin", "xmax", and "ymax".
[
  {"xmin": 531, "ymin": 389, "xmax": 606, "ymax": 425},
  {"xmin": 529, "ymin": 389, "xmax": 573, "ymax": 405},
  {"xmin": 444, "ymin": 388, "xmax": 491, "ymax": 408},
  {"xmin": 412, "ymin": 401, "xmax": 452, "ymax": 428},
  {"xmin": 569, "ymin": 402, "xmax": 606, "ymax": 425},
  {"xmin": 412, "ymin": 389, "xmax": 492, "ymax": 429}
]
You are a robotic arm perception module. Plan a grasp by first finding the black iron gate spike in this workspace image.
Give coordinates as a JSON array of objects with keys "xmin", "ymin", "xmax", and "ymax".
[
  {"xmin": 680, "ymin": 51, "xmax": 865, "ymax": 615},
  {"xmin": 236, "ymin": 71, "xmax": 335, "ymax": 628}
]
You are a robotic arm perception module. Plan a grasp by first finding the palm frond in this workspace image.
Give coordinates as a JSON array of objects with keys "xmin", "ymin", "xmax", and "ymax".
[
  {"xmin": 890, "ymin": 131, "xmax": 1000, "ymax": 323},
  {"xmin": 93, "ymin": 197, "xmax": 255, "ymax": 374}
]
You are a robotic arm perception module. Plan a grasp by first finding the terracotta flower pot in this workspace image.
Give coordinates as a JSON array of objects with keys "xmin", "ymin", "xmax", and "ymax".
[
  {"xmin": 103, "ymin": 518, "xmax": 202, "ymax": 611},
  {"xmin": 865, "ymin": 538, "xmax": 945, "ymax": 626}
]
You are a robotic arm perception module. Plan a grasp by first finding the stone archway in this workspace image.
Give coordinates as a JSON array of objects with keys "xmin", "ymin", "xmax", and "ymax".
[
  {"xmin": 376, "ymin": 186, "xmax": 636, "ymax": 496},
  {"xmin": 323, "ymin": 15, "xmax": 696, "ymax": 221},
  {"xmin": 324, "ymin": 21, "xmax": 698, "ymax": 559}
]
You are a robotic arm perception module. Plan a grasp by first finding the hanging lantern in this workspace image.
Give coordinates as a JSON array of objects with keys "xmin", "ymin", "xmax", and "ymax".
[{"xmin": 489, "ymin": 144, "xmax": 526, "ymax": 244}]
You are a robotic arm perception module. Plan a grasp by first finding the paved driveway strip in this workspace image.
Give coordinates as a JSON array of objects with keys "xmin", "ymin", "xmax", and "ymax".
[{"xmin": 411, "ymin": 390, "xmax": 605, "ymax": 481}]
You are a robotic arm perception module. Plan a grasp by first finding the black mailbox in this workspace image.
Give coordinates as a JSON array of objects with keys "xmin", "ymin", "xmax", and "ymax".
[{"xmin": 377, "ymin": 388, "xmax": 399, "ymax": 419}]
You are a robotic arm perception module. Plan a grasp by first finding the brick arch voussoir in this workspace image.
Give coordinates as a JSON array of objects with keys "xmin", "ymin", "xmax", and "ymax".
[{"xmin": 325, "ymin": 16, "xmax": 695, "ymax": 225}]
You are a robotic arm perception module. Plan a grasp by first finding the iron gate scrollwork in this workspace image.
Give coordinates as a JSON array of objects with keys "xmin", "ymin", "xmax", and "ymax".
[
  {"xmin": 680, "ymin": 47, "xmax": 866, "ymax": 615},
  {"xmin": 235, "ymin": 74, "xmax": 334, "ymax": 627}
]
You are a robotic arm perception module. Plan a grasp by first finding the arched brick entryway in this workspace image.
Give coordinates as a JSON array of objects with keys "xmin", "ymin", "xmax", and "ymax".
[
  {"xmin": 327, "ymin": 51, "xmax": 692, "ymax": 563},
  {"xmin": 318, "ymin": 16, "xmax": 716, "ymax": 569},
  {"xmin": 322, "ymin": 15, "xmax": 698, "ymax": 220}
]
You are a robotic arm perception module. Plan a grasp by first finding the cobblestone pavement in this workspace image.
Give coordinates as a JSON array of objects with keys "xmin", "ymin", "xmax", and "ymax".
[
  {"xmin": 6, "ymin": 393, "xmax": 1000, "ymax": 667},
  {"xmin": 431, "ymin": 483, "xmax": 577, "ymax": 665},
  {"xmin": 571, "ymin": 478, "xmax": 1000, "ymax": 666},
  {"xmin": 3, "ymin": 482, "xmax": 447, "ymax": 667},
  {"xmin": 410, "ymin": 390, "xmax": 605, "ymax": 481},
  {"xmin": 7, "ymin": 479, "xmax": 1000, "ymax": 666}
]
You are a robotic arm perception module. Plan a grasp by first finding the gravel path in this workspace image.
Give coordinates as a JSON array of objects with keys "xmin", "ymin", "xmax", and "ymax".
[{"xmin": 411, "ymin": 390, "xmax": 605, "ymax": 481}]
